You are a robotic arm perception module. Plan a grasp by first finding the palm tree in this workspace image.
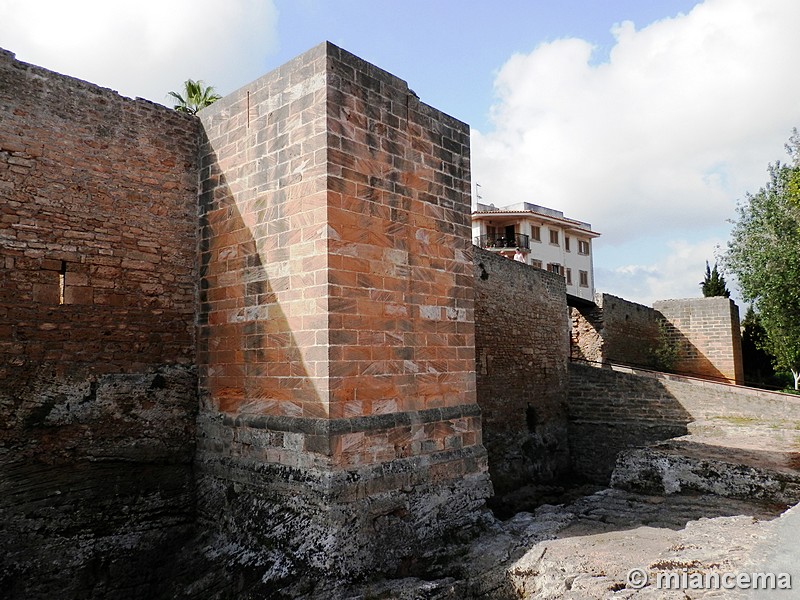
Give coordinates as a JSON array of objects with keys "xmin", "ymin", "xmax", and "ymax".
[{"xmin": 168, "ymin": 79, "xmax": 222, "ymax": 115}]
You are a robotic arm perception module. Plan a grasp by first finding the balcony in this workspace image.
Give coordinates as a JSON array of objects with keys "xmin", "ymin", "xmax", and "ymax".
[{"xmin": 475, "ymin": 233, "xmax": 530, "ymax": 250}]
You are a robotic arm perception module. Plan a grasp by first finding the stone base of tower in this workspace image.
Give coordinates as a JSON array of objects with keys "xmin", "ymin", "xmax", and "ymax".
[{"xmin": 186, "ymin": 408, "xmax": 492, "ymax": 596}]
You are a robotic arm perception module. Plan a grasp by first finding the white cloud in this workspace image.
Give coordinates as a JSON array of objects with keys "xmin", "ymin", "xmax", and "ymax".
[
  {"xmin": 596, "ymin": 237, "xmax": 729, "ymax": 305},
  {"xmin": 472, "ymin": 0, "xmax": 800, "ymax": 247},
  {"xmin": 0, "ymin": 0, "xmax": 278, "ymax": 104}
]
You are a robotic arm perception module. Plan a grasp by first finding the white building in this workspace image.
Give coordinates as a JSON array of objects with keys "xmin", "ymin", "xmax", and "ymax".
[{"xmin": 472, "ymin": 202, "xmax": 600, "ymax": 301}]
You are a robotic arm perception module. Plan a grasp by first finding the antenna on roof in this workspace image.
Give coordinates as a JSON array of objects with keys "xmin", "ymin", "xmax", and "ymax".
[{"xmin": 475, "ymin": 182, "xmax": 482, "ymax": 202}]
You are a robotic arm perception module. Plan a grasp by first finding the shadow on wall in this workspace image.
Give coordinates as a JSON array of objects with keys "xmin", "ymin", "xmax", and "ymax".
[
  {"xmin": 185, "ymin": 138, "xmax": 328, "ymax": 596},
  {"xmin": 658, "ymin": 318, "xmax": 728, "ymax": 383},
  {"xmin": 473, "ymin": 249, "xmax": 570, "ymax": 497},
  {"xmin": 570, "ymin": 301, "xmax": 729, "ymax": 384},
  {"xmin": 568, "ymin": 361, "xmax": 800, "ymax": 494},
  {"xmin": 567, "ymin": 362, "xmax": 693, "ymax": 484},
  {"xmin": 196, "ymin": 140, "xmax": 321, "ymax": 415}
]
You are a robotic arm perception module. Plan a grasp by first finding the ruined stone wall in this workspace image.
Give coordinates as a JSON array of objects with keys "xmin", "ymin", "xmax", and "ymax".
[
  {"xmin": 654, "ymin": 297, "xmax": 744, "ymax": 384},
  {"xmin": 569, "ymin": 303, "xmax": 604, "ymax": 364},
  {"xmin": 570, "ymin": 293, "xmax": 662, "ymax": 368},
  {"xmin": 0, "ymin": 49, "xmax": 199, "ymax": 597},
  {"xmin": 567, "ymin": 363, "xmax": 800, "ymax": 483},
  {"xmin": 194, "ymin": 42, "xmax": 490, "ymax": 595},
  {"xmin": 474, "ymin": 247, "xmax": 570, "ymax": 494},
  {"xmin": 571, "ymin": 295, "xmax": 744, "ymax": 383}
]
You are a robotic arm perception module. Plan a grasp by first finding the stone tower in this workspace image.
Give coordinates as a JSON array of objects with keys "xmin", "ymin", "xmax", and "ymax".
[{"xmin": 194, "ymin": 42, "xmax": 492, "ymax": 588}]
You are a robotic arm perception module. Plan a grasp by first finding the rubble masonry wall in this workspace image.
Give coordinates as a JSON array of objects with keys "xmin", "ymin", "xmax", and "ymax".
[
  {"xmin": 474, "ymin": 247, "xmax": 570, "ymax": 494},
  {"xmin": 0, "ymin": 49, "xmax": 199, "ymax": 597},
  {"xmin": 568, "ymin": 363, "xmax": 798, "ymax": 482}
]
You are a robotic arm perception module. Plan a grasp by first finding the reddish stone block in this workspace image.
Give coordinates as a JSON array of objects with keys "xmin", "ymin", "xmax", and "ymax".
[{"xmin": 32, "ymin": 283, "xmax": 59, "ymax": 304}]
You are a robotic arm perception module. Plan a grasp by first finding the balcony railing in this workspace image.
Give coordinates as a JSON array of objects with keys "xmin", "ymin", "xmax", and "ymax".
[{"xmin": 475, "ymin": 233, "xmax": 530, "ymax": 250}]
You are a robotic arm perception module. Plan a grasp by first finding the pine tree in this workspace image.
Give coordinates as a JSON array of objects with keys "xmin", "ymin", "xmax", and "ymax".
[{"xmin": 700, "ymin": 261, "xmax": 730, "ymax": 298}]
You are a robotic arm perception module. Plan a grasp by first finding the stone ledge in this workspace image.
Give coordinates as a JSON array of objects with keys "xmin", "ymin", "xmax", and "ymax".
[{"xmin": 222, "ymin": 402, "xmax": 482, "ymax": 435}]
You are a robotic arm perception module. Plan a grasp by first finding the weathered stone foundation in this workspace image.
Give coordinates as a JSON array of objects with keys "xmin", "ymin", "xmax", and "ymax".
[
  {"xmin": 193, "ymin": 409, "xmax": 490, "ymax": 594},
  {"xmin": 0, "ymin": 367, "xmax": 198, "ymax": 598}
]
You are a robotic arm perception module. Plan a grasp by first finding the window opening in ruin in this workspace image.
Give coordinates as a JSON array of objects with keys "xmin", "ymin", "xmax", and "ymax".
[{"xmin": 59, "ymin": 260, "xmax": 66, "ymax": 305}]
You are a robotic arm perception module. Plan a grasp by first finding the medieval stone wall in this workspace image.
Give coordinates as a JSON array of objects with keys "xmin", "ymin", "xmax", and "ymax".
[
  {"xmin": 474, "ymin": 248, "xmax": 570, "ymax": 494},
  {"xmin": 0, "ymin": 49, "xmax": 199, "ymax": 597},
  {"xmin": 654, "ymin": 297, "xmax": 744, "ymax": 384},
  {"xmin": 571, "ymin": 293, "xmax": 662, "ymax": 368},
  {"xmin": 572, "ymin": 294, "xmax": 744, "ymax": 383},
  {"xmin": 568, "ymin": 363, "xmax": 799, "ymax": 483},
  {"xmin": 1, "ymin": 40, "xmax": 758, "ymax": 599}
]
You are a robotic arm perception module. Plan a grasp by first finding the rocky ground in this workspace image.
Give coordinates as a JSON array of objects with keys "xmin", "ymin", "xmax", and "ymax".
[
  {"xmin": 343, "ymin": 423, "xmax": 800, "ymax": 599},
  {"xmin": 348, "ymin": 486, "xmax": 797, "ymax": 599}
]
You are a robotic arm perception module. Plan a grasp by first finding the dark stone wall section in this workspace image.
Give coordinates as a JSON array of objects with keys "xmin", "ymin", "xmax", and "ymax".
[
  {"xmin": 567, "ymin": 362, "xmax": 800, "ymax": 483},
  {"xmin": 474, "ymin": 247, "xmax": 570, "ymax": 494},
  {"xmin": 0, "ymin": 367, "xmax": 197, "ymax": 598},
  {"xmin": 0, "ymin": 49, "xmax": 199, "ymax": 598}
]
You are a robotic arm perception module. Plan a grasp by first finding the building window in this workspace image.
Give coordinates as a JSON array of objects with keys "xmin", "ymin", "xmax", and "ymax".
[
  {"xmin": 531, "ymin": 259, "xmax": 542, "ymax": 269},
  {"xmin": 579, "ymin": 270, "xmax": 589, "ymax": 287},
  {"xmin": 578, "ymin": 240, "xmax": 590, "ymax": 255},
  {"xmin": 565, "ymin": 268, "xmax": 572, "ymax": 285},
  {"xmin": 531, "ymin": 226, "xmax": 541, "ymax": 241},
  {"xmin": 564, "ymin": 236, "xmax": 571, "ymax": 252},
  {"xmin": 549, "ymin": 229, "xmax": 559, "ymax": 245},
  {"xmin": 548, "ymin": 263, "xmax": 563, "ymax": 276}
]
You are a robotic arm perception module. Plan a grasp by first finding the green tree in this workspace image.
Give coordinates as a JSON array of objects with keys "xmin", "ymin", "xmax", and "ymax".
[
  {"xmin": 723, "ymin": 136, "xmax": 800, "ymax": 390},
  {"xmin": 786, "ymin": 128, "xmax": 800, "ymax": 206},
  {"xmin": 168, "ymin": 79, "xmax": 221, "ymax": 115},
  {"xmin": 700, "ymin": 261, "xmax": 730, "ymax": 297},
  {"xmin": 740, "ymin": 306, "xmax": 775, "ymax": 387},
  {"xmin": 651, "ymin": 318, "xmax": 679, "ymax": 372}
]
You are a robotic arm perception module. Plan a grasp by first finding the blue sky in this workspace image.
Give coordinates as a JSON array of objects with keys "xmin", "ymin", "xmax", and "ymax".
[
  {"xmin": 268, "ymin": 0, "xmax": 702, "ymax": 132},
  {"xmin": 2, "ymin": 0, "xmax": 798, "ymax": 306}
]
